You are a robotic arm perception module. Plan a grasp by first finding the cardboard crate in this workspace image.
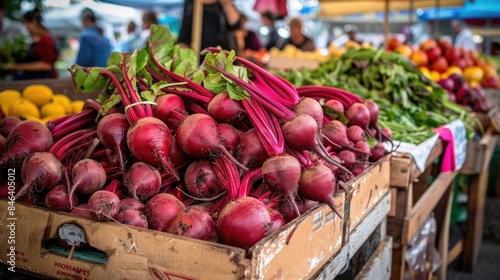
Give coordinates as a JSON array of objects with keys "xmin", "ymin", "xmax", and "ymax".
[
  {"xmin": 0, "ymin": 194, "xmax": 344, "ymax": 280},
  {"xmin": 345, "ymin": 156, "xmax": 391, "ymax": 235}
]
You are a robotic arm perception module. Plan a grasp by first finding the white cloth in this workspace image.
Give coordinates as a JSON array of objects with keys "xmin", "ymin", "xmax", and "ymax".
[
  {"xmin": 454, "ymin": 28, "xmax": 476, "ymax": 50},
  {"xmin": 0, "ymin": 17, "xmax": 29, "ymax": 48}
]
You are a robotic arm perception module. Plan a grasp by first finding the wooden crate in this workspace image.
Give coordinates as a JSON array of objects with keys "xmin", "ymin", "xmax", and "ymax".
[
  {"xmin": 312, "ymin": 192, "xmax": 392, "ymax": 280},
  {"xmin": 447, "ymin": 129, "xmax": 500, "ymax": 272},
  {"xmin": 0, "ymin": 192, "xmax": 344, "ymax": 280},
  {"xmin": 388, "ymin": 139, "xmax": 457, "ymax": 280},
  {"xmin": 345, "ymin": 156, "xmax": 391, "ymax": 236}
]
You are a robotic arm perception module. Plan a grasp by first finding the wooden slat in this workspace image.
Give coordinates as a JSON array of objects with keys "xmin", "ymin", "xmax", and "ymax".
[
  {"xmin": 435, "ymin": 183, "xmax": 454, "ymax": 280},
  {"xmin": 412, "ymin": 166, "xmax": 433, "ymax": 205},
  {"xmin": 390, "ymin": 157, "xmax": 412, "ymax": 188},
  {"xmin": 312, "ymin": 193, "xmax": 391, "ymax": 280},
  {"xmin": 462, "ymin": 133, "xmax": 500, "ymax": 272},
  {"xmin": 402, "ymin": 171, "xmax": 457, "ymax": 245},
  {"xmin": 447, "ymin": 239, "xmax": 464, "ymax": 265},
  {"xmin": 354, "ymin": 237, "xmax": 393, "ymax": 280}
]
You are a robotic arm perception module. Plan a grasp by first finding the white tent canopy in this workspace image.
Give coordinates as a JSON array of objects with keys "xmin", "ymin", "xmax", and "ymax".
[{"xmin": 43, "ymin": 1, "xmax": 142, "ymax": 44}]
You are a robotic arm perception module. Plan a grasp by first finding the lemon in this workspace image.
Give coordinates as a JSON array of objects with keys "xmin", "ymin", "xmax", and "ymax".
[
  {"xmin": 41, "ymin": 102, "xmax": 66, "ymax": 118},
  {"xmin": 22, "ymin": 84, "xmax": 54, "ymax": 107},
  {"xmin": 8, "ymin": 98, "xmax": 40, "ymax": 119},
  {"xmin": 51, "ymin": 94, "xmax": 72, "ymax": 114},
  {"xmin": 0, "ymin": 90, "xmax": 22, "ymax": 115},
  {"xmin": 71, "ymin": 100, "xmax": 85, "ymax": 114}
]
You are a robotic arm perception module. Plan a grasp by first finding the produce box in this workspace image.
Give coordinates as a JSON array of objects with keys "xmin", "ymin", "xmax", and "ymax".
[
  {"xmin": 266, "ymin": 56, "xmax": 321, "ymax": 71},
  {"xmin": 0, "ymin": 194, "xmax": 344, "ymax": 280},
  {"xmin": 344, "ymin": 156, "xmax": 391, "ymax": 236},
  {"xmin": 0, "ymin": 158, "xmax": 391, "ymax": 280}
]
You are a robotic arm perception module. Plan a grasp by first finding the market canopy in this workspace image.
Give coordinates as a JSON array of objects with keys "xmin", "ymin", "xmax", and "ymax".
[
  {"xmin": 418, "ymin": 0, "xmax": 500, "ymax": 20},
  {"xmin": 318, "ymin": 0, "xmax": 466, "ymax": 17},
  {"xmin": 96, "ymin": 0, "xmax": 183, "ymax": 9}
]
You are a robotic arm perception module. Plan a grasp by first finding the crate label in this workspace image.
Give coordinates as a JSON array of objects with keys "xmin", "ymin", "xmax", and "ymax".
[
  {"xmin": 387, "ymin": 134, "xmax": 439, "ymax": 172},
  {"xmin": 324, "ymin": 210, "xmax": 334, "ymax": 224},
  {"xmin": 58, "ymin": 224, "xmax": 86, "ymax": 246},
  {"xmin": 53, "ymin": 262, "xmax": 91, "ymax": 279},
  {"xmin": 312, "ymin": 210, "xmax": 324, "ymax": 232}
]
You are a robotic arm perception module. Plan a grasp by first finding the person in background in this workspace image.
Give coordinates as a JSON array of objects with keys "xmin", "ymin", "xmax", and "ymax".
[
  {"xmin": 177, "ymin": 0, "xmax": 241, "ymax": 52},
  {"xmin": 344, "ymin": 24, "xmax": 362, "ymax": 44},
  {"xmin": 4, "ymin": 8, "xmax": 57, "ymax": 79},
  {"xmin": 260, "ymin": 10, "xmax": 283, "ymax": 50},
  {"xmin": 139, "ymin": 10, "xmax": 158, "ymax": 49},
  {"xmin": 76, "ymin": 8, "xmax": 111, "ymax": 67},
  {"xmin": 234, "ymin": 14, "xmax": 261, "ymax": 54},
  {"xmin": 451, "ymin": 20, "xmax": 476, "ymax": 50},
  {"xmin": 0, "ymin": 0, "xmax": 29, "ymax": 48},
  {"xmin": 115, "ymin": 21, "xmax": 139, "ymax": 52},
  {"xmin": 282, "ymin": 17, "xmax": 315, "ymax": 52}
]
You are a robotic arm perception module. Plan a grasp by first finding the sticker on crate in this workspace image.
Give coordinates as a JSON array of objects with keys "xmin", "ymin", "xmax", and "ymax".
[
  {"xmin": 433, "ymin": 119, "xmax": 467, "ymax": 172},
  {"xmin": 43, "ymin": 223, "xmax": 108, "ymax": 264},
  {"xmin": 385, "ymin": 134, "xmax": 439, "ymax": 172}
]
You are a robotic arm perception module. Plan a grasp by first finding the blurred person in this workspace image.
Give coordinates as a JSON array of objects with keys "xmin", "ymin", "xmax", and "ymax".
[
  {"xmin": 4, "ymin": 8, "xmax": 57, "ymax": 79},
  {"xmin": 451, "ymin": 20, "xmax": 476, "ymax": 50},
  {"xmin": 282, "ymin": 17, "xmax": 315, "ymax": 52},
  {"xmin": 139, "ymin": 10, "xmax": 158, "ymax": 49},
  {"xmin": 177, "ymin": 0, "xmax": 241, "ymax": 52},
  {"xmin": 115, "ymin": 21, "xmax": 139, "ymax": 52},
  {"xmin": 344, "ymin": 24, "xmax": 362, "ymax": 44},
  {"xmin": 234, "ymin": 14, "xmax": 261, "ymax": 54},
  {"xmin": 0, "ymin": 0, "xmax": 29, "ymax": 48},
  {"xmin": 260, "ymin": 10, "xmax": 283, "ymax": 50},
  {"xmin": 75, "ymin": 8, "xmax": 111, "ymax": 67}
]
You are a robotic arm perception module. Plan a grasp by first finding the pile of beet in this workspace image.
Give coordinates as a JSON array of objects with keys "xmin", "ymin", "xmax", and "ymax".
[{"xmin": 0, "ymin": 25, "xmax": 390, "ymax": 250}]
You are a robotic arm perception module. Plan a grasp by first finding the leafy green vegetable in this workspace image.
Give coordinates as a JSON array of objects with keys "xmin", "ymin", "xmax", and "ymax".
[
  {"xmin": 277, "ymin": 48, "xmax": 478, "ymax": 144},
  {"xmin": 203, "ymin": 50, "xmax": 250, "ymax": 100}
]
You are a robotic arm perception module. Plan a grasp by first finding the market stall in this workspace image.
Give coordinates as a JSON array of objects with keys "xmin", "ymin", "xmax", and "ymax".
[{"xmin": 1, "ymin": 0, "xmax": 500, "ymax": 279}]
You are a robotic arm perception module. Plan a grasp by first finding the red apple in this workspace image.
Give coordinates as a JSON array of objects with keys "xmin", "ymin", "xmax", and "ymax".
[
  {"xmin": 426, "ymin": 47, "xmax": 442, "ymax": 62},
  {"xmin": 420, "ymin": 39, "xmax": 437, "ymax": 51},
  {"xmin": 438, "ymin": 39, "xmax": 452, "ymax": 53},
  {"xmin": 387, "ymin": 37, "xmax": 403, "ymax": 51},
  {"xmin": 445, "ymin": 47, "xmax": 462, "ymax": 62},
  {"xmin": 481, "ymin": 75, "xmax": 500, "ymax": 88},
  {"xmin": 452, "ymin": 58, "xmax": 468, "ymax": 70},
  {"xmin": 432, "ymin": 57, "xmax": 449, "ymax": 73}
]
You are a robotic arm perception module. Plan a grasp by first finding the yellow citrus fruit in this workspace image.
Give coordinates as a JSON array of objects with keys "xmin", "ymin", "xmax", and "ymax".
[
  {"xmin": 0, "ymin": 90, "xmax": 22, "ymax": 115},
  {"xmin": 446, "ymin": 66, "xmax": 463, "ymax": 76},
  {"xmin": 71, "ymin": 100, "xmax": 85, "ymax": 114},
  {"xmin": 22, "ymin": 84, "xmax": 54, "ymax": 107},
  {"xmin": 463, "ymin": 66, "xmax": 484, "ymax": 83},
  {"xmin": 51, "ymin": 94, "xmax": 72, "ymax": 114},
  {"xmin": 419, "ymin": 66, "xmax": 431, "ymax": 78},
  {"xmin": 430, "ymin": 70, "xmax": 441, "ymax": 82},
  {"xmin": 41, "ymin": 102, "xmax": 66, "ymax": 118},
  {"xmin": 8, "ymin": 98, "xmax": 40, "ymax": 118}
]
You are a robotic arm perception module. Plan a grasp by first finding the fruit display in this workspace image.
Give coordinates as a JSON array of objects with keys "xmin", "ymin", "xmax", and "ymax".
[
  {"xmin": 278, "ymin": 48, "xmax": 478, "ymax": 144},
  {"xmin": 269, "ymin": 44, "xmax": 330, "ymax": 61},
  {"xmin": 0, "ymin": 25, "xmax": 391, "ymax": 250},
  {"xmin": 0, "ymin": 84, "xmax": 85, "ymax": 123},
  {"xmin": 390, "ymin": 37, "xmax": 500, "ymax": 90}
]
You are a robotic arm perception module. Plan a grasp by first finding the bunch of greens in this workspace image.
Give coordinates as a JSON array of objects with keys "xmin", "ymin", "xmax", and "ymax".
[
  {"xmin": 278, "ymin": 48, "xmax": 479, "ymax": 144},
  {"xmin": 0, "ymin": 35, "xmax": 29, "ymax": 68}
]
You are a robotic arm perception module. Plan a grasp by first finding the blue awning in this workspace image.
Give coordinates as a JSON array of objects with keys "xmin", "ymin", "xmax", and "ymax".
[
  {"xmin": 418, "ymin": 0, "xmax": 500, "ymax": 20},
  {"xmin": 97, "ymin": 0, "xmax": 184, "ymax": 9}
]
